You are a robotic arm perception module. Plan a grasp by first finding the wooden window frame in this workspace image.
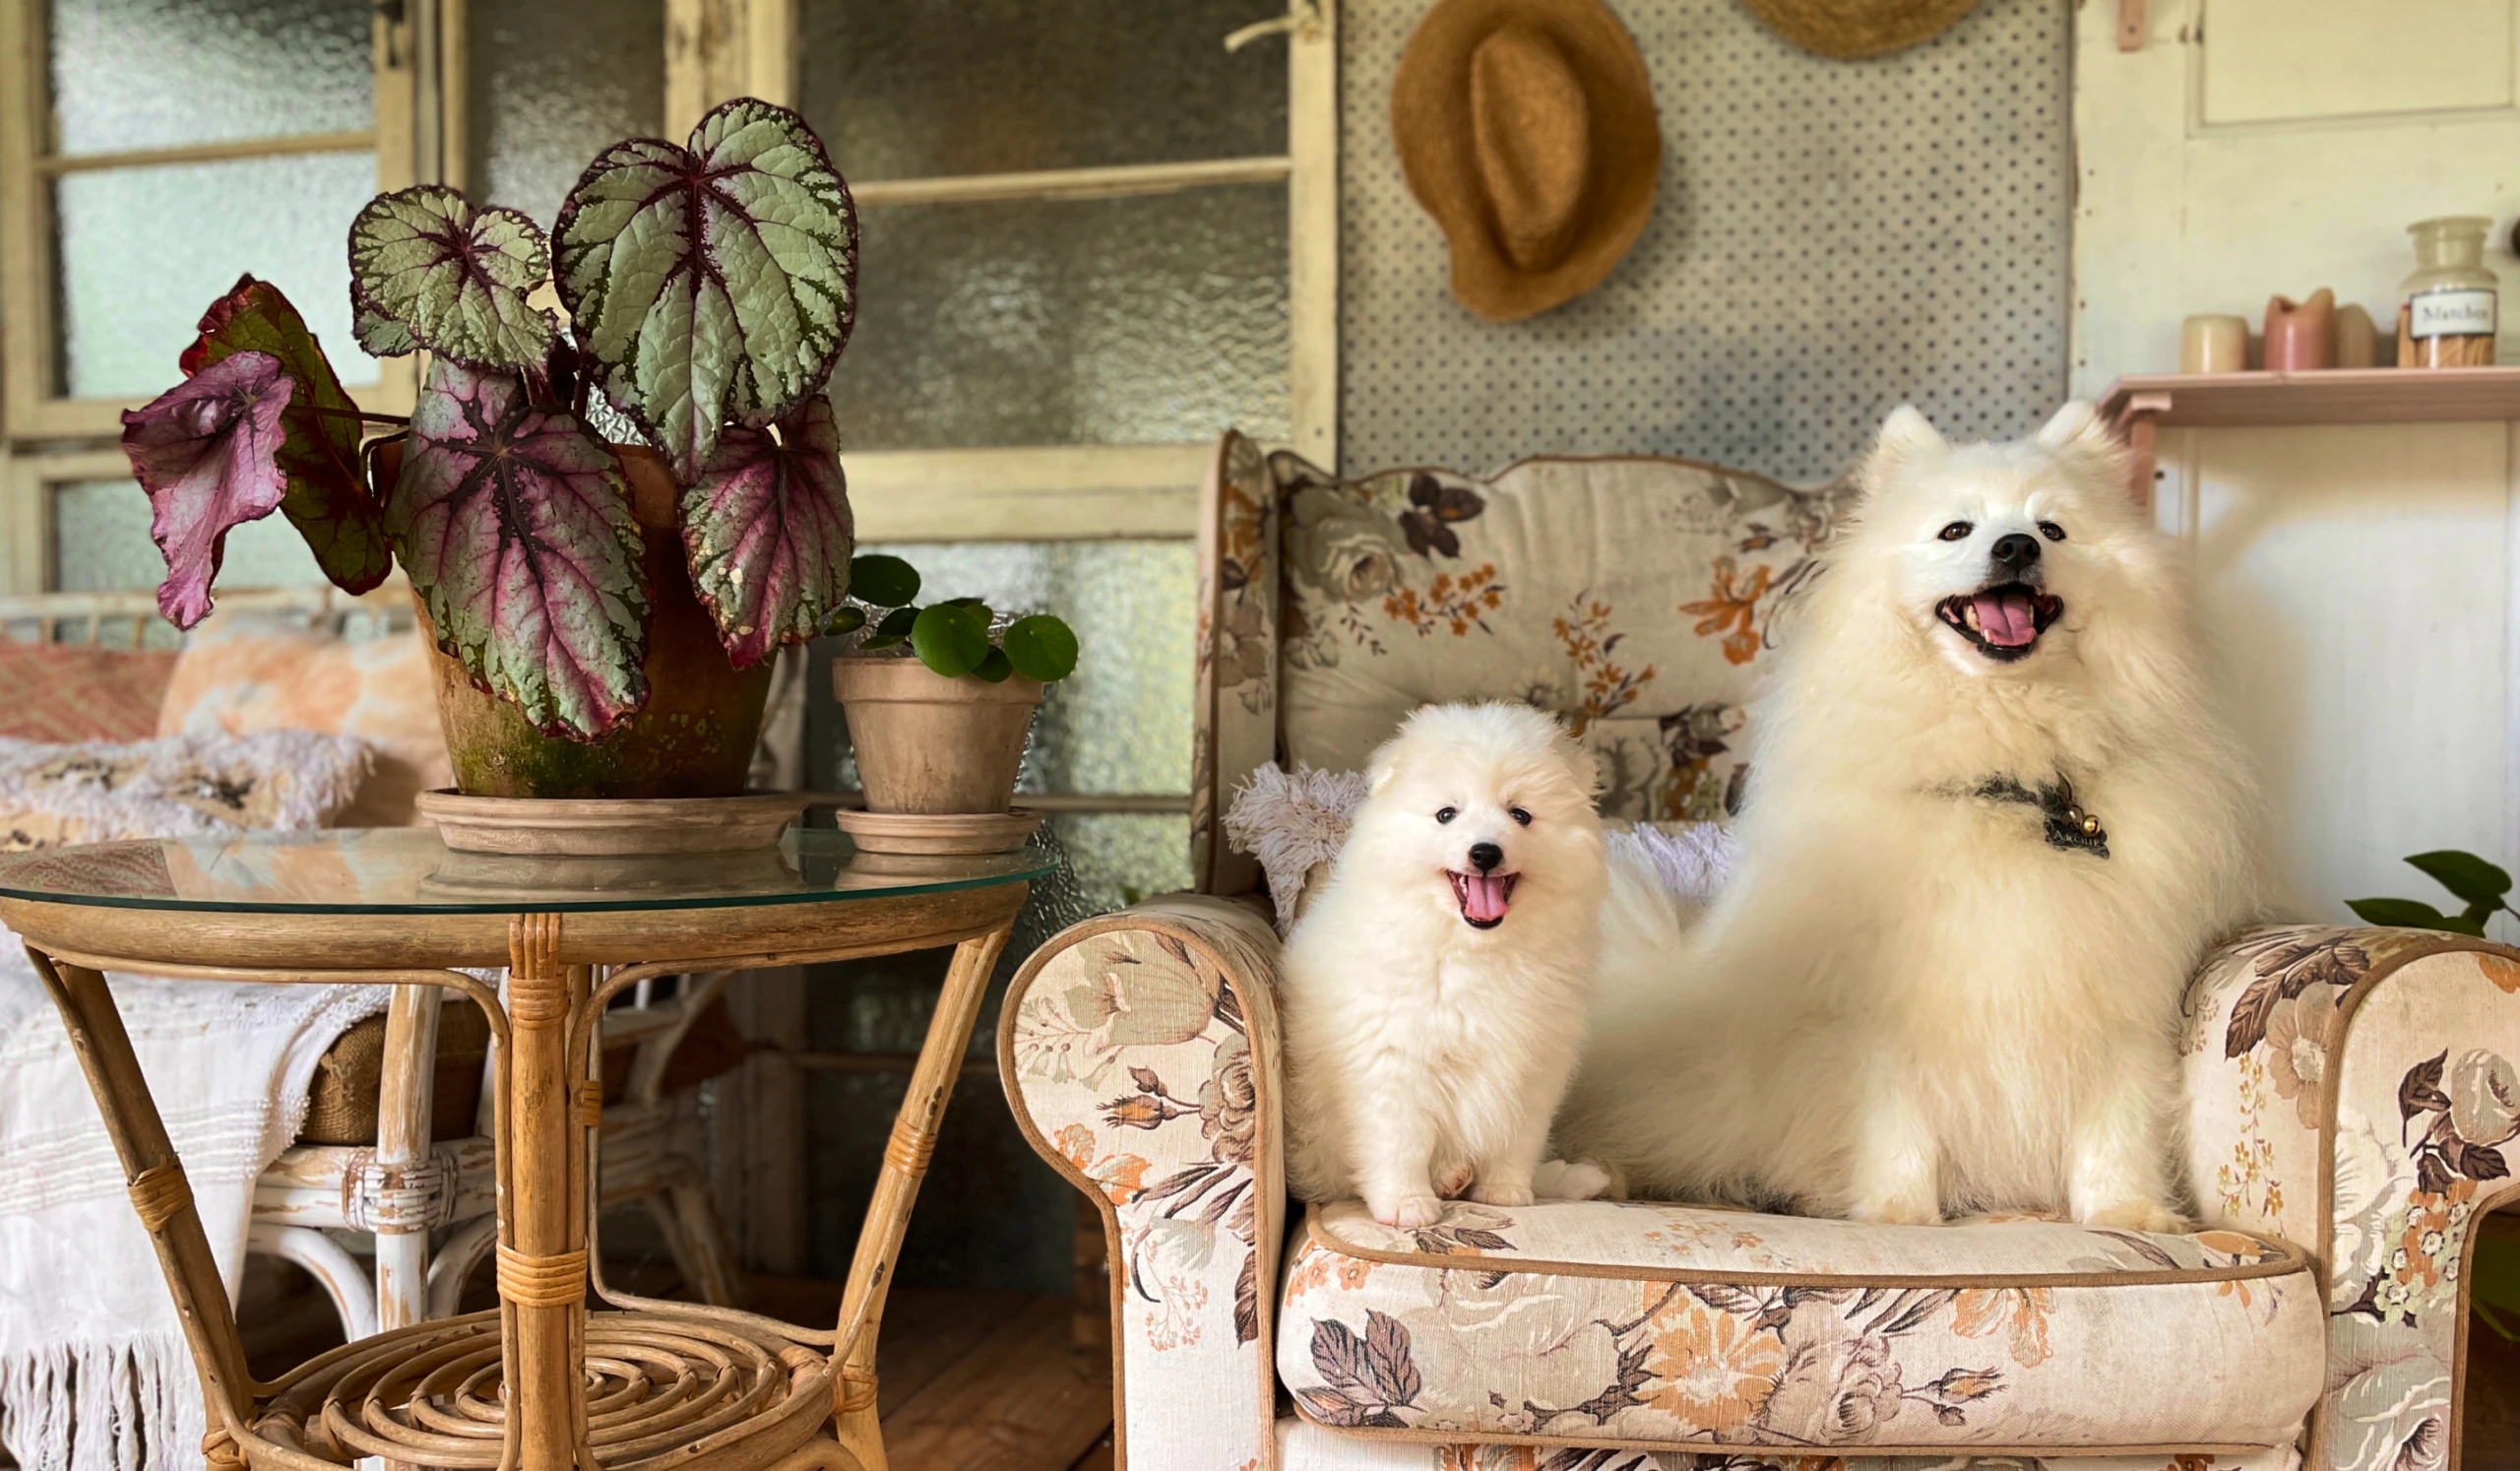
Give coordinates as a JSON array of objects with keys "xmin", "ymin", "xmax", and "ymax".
[
  {"xmin": 666, "ymin": 0, "xmax": 1338, "ymax": 544},
  {"xmin": 0, "ymin": 0, "xmax": 461, "ymax": 445}
]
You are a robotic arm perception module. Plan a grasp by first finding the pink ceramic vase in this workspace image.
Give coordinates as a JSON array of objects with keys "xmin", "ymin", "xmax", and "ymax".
[{"xmin": 2263, "ymin": 288, "xmax": 2336, "ymax": 372}]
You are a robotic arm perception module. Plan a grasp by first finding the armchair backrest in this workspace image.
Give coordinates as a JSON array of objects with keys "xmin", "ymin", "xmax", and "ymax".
[{"xmin": 1190, "ymin": 429, "xmax": 1858, "ymax": 896}]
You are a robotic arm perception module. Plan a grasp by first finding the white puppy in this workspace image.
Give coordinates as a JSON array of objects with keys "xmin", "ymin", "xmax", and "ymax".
[
  {"xmin": 1559, "ymin": 403, "xmax": 2265, "ymax": 1229},
  {"xmin": 1283, "ymin": 701, "xmax": 1608, "ymax": 1227}
]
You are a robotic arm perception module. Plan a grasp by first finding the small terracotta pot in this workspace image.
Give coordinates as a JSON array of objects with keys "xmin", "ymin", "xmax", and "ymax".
[
  {"xmin": 830, "ymin": 656, "xmax": 1043, "ymax": 814},
  {"xmin": 373, "ymin": 440, "xmax": 775, "ymax": 799},
  {"xmin": 2263, "ymin": 288, "xmax": 2336, "ymax": 372}
]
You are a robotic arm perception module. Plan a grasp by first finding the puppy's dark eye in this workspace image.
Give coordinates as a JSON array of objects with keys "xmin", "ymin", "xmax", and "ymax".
[
  {"xmin": 1510, "ymin": 807, "xmax": 1533, "ymax": 826},
  {"xmin": 1937, "ymin": 521, "xmax": 1974, "ymax": 542},
  {"xmin": 2038, "ymin": 520, "xmax": 2066, "ymax": 543},
  {"xmin": 1435, "ymin": 806, "xmax": 1457, "ymax": 824}
]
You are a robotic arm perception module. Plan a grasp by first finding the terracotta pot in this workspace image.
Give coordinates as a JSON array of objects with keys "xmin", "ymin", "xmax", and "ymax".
[
  {"xmin": 2263, "ymin": 288, "xmax": 2336, "ymax": 372},
  {"xmin": 830, "ymin": 656, "xmax": 1042, "ymax": 814},
  {"xmin": 373, "ymin": 441, "xmax": 775, "ymax": 799}
]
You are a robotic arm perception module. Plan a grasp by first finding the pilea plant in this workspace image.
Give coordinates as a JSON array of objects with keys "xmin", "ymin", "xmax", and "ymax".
[
  {"xmin": 832, "ymin": 553, "xmax": 1079, "ymax": 684},
  {"xmin": 120, "ymin": 97, "xmax": 859, "ymax": 742}
]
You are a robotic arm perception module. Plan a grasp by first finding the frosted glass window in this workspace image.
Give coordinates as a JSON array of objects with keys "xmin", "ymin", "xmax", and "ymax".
[
  {"xmin": 796, "ymin": 0, "xmax": 1287, "ymax": 181},
  {"xmin": 467, "ymin": 0, "xmax": 665, "ymax": 227},
  {"xmin": 52, "ymin": 151, "xmax": 378, "ymax": 400},
  {"xmin": 856, "ymin": 541, "xmax": 1193, "ymax": 795},
  {"xmin": 830, "ymin": 186, "xmax": 1291, "ymax": 451},
  {"xmin": 53, "ymin": 480, "xmax": 320, "ymax": 593},
  {"xmin": 46, "ymin": 0, "xmax": 371, "ymax": 157},
  {"xmin": 1040, "ymin": 812, "xmax": 1193, "ymax": 915}
]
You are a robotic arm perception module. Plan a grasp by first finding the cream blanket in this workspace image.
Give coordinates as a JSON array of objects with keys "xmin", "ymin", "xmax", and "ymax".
[{"xmin": 0, "ymin": 952, "xmax": 386, "ymax": 1471}]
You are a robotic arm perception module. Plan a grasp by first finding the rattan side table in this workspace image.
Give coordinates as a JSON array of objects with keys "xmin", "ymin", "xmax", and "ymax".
[{"xmin": 0, "ymin": 826, "xmax": 1053, "ymax": 1471}]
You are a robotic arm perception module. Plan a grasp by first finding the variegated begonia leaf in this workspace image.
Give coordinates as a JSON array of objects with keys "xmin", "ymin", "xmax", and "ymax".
[
  {"xmin": 352, "ymin": 306, "xmax": 419, "ymax": 357},
  {"xmin": 122, "ymin": 350, "xmax": 293, "ymax": 629},
  {"xmin": 181, "ymin": 275, "xmax": 392, "ymax": 595},
  {"xmin": 680, "ymin": 395, "xmax": 853, "ymax": 668},
  {"xmin": 349, "ymin": 184, "xmax": 557, "ymax": 368},
  {"xmin": 386, "ymin": 357, "xmax": 651, "ymax": 739},
  {"xmin": 554, "ymin": 96, "xmax": 858, "ymax": 484}
]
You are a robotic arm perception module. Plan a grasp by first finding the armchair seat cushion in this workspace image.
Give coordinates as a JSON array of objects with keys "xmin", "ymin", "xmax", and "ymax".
[{"xmin": 1278, "ymin": 1198, "xmax": 2322, "ymax": 1454}]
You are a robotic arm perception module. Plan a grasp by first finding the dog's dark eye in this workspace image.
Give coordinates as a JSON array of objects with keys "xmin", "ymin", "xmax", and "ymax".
[
  {"xmin": 1937, "ymin": 521, "xmax": 1974, "ymax": 542},
  {"xmin": 2038, "ymin": 520, "xmax": 2066, "ymax": 543},
  {"xmin": 1435, "ymin": 806, "xmax": 1457, "ymax": 824},
  {"xmin": 1510, "ymin": 807, "xmax": 1533, "ymax": 826}
]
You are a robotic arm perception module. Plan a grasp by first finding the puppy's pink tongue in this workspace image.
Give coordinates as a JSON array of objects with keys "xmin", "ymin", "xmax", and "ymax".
[
  {"xmin": 1461, "ymin": 874, "xmax": 1511, "ymax": 922},
  {"xmin": 1973, "ymin": 589, "xmax": 2037, "ymax": 646}
]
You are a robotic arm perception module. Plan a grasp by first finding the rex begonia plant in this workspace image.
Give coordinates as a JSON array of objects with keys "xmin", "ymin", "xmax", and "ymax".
[{"xmin": 120, "ymin": 97, "xmax": 860, "ymax": 741}]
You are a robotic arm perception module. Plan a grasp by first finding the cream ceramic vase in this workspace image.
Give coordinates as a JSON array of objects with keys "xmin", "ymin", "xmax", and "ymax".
[{"xmin": 830, "ymin": 657, "xmax": 1043, "ymax": 814}]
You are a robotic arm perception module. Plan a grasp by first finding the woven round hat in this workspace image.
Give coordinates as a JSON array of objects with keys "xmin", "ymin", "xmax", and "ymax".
[
  {"xmin": 1391, "ymin": 0, "xmax": 1661, "ymax": 323},
  {"xmin": 1738, "ymin": 0, "xmax": 1981, "ymax": 59}
]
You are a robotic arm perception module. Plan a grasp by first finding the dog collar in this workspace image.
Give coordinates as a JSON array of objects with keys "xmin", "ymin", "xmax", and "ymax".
[{"xmin": 1958, "ymin": 773, "xmax": 2110, "ymax": 859}]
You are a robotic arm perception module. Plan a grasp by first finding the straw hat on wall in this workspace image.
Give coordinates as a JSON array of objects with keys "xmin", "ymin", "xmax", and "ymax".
[
  {"xmin": 1391, "ymin": 0, "xmax": 1661, "ymax": 322},
  {"xmin": 1739, "ymin": 0, "xmax": 1982, "ymax": 59}
]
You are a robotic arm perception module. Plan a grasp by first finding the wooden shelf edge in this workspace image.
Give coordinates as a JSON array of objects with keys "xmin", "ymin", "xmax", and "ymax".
[{"xmin": 2099, "ymin": 366, "xmax": 2520, "ymax": 433}]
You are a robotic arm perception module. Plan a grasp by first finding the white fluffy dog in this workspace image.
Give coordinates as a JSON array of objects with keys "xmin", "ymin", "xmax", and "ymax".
[
  {"xmin": 1558, "ymin": 403, "xmax": 2265, "ymax": 1229},
  {"xmin": 1283, "ymin": 701, "xmax": 1609, "ymax": 1226}
]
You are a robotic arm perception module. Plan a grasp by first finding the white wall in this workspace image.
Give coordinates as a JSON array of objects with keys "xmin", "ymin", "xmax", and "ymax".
[{"xmin": 2074, "ymin": 0, "xmax": 2520, "ymax": 923}]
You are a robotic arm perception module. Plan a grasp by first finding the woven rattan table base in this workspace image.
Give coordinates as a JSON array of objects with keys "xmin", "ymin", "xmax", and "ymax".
[{"xmin": 253, "ymin": 1311, "xmax": 833, "ymax": 1471}]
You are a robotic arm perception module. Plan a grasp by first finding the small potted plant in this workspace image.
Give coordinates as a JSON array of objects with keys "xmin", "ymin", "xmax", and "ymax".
[
  {"xmin": 120, "ymin": 98, "xmax": 858, "ymax": 826},
  {"xmin": 825, "ymin": 553, "xmax": 1077, "ymax": 852}
]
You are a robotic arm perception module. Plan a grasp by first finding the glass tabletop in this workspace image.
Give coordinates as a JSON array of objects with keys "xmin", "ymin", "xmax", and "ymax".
[{"xmin": 0, "ymin": 828, "xmax": 1055, "ymax": 916}]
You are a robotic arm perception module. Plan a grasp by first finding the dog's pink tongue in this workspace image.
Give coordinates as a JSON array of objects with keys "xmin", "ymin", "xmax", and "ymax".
[
  {"xmin": 1462, "ymin": 874, "xmax": 1511, "ymax": 923},
  {"xmin": 1973, "ymin": 589, "xmax": 2038, "ymax": 647}
]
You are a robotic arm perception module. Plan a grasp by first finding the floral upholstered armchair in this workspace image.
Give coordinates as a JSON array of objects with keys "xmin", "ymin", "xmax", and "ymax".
[{"xmin": 996, "ymin": 431, "xmax": 2520, "ymax": 1471}]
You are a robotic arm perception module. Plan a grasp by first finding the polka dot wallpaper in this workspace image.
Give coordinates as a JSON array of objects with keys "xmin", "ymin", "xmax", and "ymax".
[{"xmin": 1338, "ymin": 0, "xmax": 2071, "ymax": 482}]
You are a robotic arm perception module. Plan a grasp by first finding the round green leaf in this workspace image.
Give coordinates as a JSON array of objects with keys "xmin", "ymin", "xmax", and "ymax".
[
  {"xmin": 349, "ymin": 185, "xmax": 556, "ymax": 369},
  {"xmin": 1003, "ymin": 614, "xmax": 1079, "ymax": 682},
  {"xmin": 849, "ymin": 553, "xmax": 919, "ymax": 608},
  {"xmin": 972, "ymin": 646, "xmax": 1014, "ymax": 683},
  {"xmin": 911, "ymin": 603, "xmax": 989, "ymax": 677},
  {"xmin": 826, "ymin": 605, "xmax": 866, "ymax": 635}
]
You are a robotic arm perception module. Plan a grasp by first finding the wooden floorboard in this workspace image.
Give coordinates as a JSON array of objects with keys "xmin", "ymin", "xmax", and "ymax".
[{"xmin": 879, "ymin": 1294, "xmax": 1115, "ymax": 1471}]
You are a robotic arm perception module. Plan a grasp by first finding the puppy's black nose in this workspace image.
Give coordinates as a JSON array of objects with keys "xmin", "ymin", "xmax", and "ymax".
[
  {"xmin": 1988, "ymin": 532, "xmax": 2041, "ymax": 574},
  {"xmin": 1468, "ymin": 842, "xmax": 1504, "ymax": 872}
]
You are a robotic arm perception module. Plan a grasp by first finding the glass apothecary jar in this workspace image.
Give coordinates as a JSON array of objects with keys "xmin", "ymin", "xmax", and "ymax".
[{"xmin": 2398, "ymin": 216, "xmax": 2498, "ymax": 368}]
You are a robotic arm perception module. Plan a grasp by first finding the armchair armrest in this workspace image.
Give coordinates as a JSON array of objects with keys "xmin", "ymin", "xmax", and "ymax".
[
  {"xmin": 2180, "ymin": 924, "xmax": 2520, "ymax": 1466},
  {"xmin": 999, "ymin": 893, "xmax": 1284, "ymax": 1471}
]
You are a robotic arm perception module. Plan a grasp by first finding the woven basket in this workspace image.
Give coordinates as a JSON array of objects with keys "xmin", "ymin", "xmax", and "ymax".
[{"xmin": 298, "ymin": 1000, "xmax": 492, "ymax": 1145}]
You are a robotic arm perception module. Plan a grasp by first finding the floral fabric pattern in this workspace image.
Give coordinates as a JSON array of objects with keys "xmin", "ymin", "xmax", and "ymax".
[
  {"xmin": 1226, "ymin": 443, "xmax": 1854, "ymax": 826},
  {"xmin": 2180, "ymin": 926, "xmax": 2520, "ymax": 1471},
  {"xmin": 1003, "ymin": 895, "xmax": 1285, "ymax": 1470},
  {"xmin": 1194, "ymin": 433, "xmax": 1281, "ymax": 895},
  {"xmin": 1273, "ymin": 1418, "xmax": 2303, "ymax": 1471},
  {"xmin": 1280, "ymin": 1201, "xmax": 2320, "ymax": 1450}
]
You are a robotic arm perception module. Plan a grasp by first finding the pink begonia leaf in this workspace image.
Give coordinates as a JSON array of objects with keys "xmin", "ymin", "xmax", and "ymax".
[
  {"xmin": 121, "ymin": 350, "xmax": 295, "ymax": 629},
  {"xmin": 680, "ymin": 394, "xmax": 853, "ymax": 668},
  {"xmin": 182, "ymin": 275, "xmax": 392, "ymax": 596},
  {"xmin": 385, "ymin": 357, "xmax": 651, "ymax": 739}
]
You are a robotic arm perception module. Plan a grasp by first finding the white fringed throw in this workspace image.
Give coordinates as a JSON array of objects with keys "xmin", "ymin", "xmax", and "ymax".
[
  {"xmin": 0, "ymin": 728, "xmax": 380, "ymax": 1471},
  {"xmin": 0, "ymin": 964, "xmax": 387, "ymax": 1471}
]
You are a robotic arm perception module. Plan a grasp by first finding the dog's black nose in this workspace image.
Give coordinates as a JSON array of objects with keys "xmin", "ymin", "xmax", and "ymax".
[
  {"xmin": 1988, "ymin": 532, "xmax": 2042, "ymax": 573},
  {"xmin": 1468, "ymin": 842, "xmax": 1504, "ymax": 872}
]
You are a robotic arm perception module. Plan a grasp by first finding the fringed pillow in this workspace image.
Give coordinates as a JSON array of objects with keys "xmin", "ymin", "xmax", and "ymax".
[
  {"xmin": 1224, "ymin": 759, "xmax": 1738, "ymax": 935},
  {"xmin": 0, "ymin": 730, "xmax": 372, "ymax": 851}
]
